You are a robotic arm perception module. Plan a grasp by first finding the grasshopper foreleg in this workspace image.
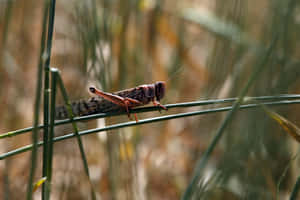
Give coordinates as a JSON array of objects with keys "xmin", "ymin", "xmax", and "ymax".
[{"xmin": 152, "ymin": 100, "xmax": 167, "ymax": 112}]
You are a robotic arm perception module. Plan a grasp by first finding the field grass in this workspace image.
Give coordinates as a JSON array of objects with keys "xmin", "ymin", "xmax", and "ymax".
[{"xmin": 1, "ymin": 0, "xmax": 300, "ymax": 199}]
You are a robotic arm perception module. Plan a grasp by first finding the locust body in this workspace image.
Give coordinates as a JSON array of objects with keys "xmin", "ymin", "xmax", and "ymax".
[{"xmin": 55, "ymin": 81, "xmax": 166, "ymax": 121}]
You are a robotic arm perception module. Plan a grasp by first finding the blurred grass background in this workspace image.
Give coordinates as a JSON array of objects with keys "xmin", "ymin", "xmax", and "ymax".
[{"xmin": 1, "ymin": 0, "xmax": 300, "ymax": 199}]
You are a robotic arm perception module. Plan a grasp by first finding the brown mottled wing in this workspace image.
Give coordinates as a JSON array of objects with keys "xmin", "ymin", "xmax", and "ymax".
[
  {"xmin": 55, "ymin": 86, "xmax": 150, "ymax": 120},
  {"xmin": 55, "ymin": 97, "xmax": 119, "ymax": 120}
]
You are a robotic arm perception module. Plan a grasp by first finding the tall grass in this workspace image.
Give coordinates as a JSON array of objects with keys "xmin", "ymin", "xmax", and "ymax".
[{"xmin": 0, "ymin": 0, "xmax": 300, "ymax": 199}]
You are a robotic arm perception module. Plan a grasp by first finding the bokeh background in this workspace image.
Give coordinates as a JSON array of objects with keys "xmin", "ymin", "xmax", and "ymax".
[{"xmin": 1, "ymin": 0, "xmax": 300, "ymax": 199}]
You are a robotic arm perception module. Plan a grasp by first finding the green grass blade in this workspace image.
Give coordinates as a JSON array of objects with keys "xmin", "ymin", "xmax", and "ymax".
[
  {"xmin": 26, "ymin": 0, "xmax": 50, "ymax": 199},
  {"xmin": 182, "ymin": 34, "xmax": 279, "ymax": 199},
  {"xmin": 290, "ymin": 177, "xmax": 300, "ymax": 200},
  {"xmin": 42, "ymin": 0, "xmax": 56, "ymax": 199},
  {"xmin": 1, "ymin": 95, "xmax": 300, "ymax": 139},
  {"xmin": 25, "ymin": 41, "xmax": 44, "ymax": 200},
  {"xmin": 42, "ymin": 68, "xmax": 58, "ymax": 199},
  {"xmin": 56, "ymin": 72, "xmax": 97, "ymax": 200},
  {"xmin": 2, "ymin": 99, "xmax": 300, "ymax": 161}
]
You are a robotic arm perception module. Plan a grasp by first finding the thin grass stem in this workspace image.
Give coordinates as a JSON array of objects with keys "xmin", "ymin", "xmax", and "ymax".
[
  {"xmin": 56, "ymin": 71, "xmax": 97, "ymax": 200},
  {"xmin": 43, "ymin": 68, "xmax": 58, "ymax": 199},
  {"xmin": 26, "ymin": 0, "xmax": 50, "ymax": 199},
  {"xmin": 1, "ymin": 99, "xmax": 300, "ymax": 160},
  {"xmin": 42, "ymin": 0, "xmax": 56, "ymax": 199},
  {"xmin": 182, "ymin": 34, "xmax": 279, "ymax": 199},
  {"xmin": 1, "ymin": 95, "xmax": 300, "ymax": 139},
  {"xmin": 290, "ymin": 177, "xmax": 300, "ymax": 200}
]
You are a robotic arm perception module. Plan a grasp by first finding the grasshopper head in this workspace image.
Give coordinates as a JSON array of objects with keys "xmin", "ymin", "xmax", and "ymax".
[{"xmin": 155, "ymin": 81, "xmax": 166, "ymax": 101}]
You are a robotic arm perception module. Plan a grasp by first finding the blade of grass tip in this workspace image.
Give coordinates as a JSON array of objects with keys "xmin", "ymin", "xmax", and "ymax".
[
  {"xmin": 42, "ymin": 0, "xmax": 56, "ymax": 199},
  {"xmin": 0, "ymin": 125, "xmax": 45, "ymax": 139},
  {"xmin": 33, "ymin": 177, "xmax": 47, "ymax": 193},
  {"xmin": 26, "ymin": 0, "xmax": 50, "ymax": 199},
  {"xmin": 56, "ymin": 73, "xmax": 97, "ymax": 200},
  {"xmin": 290, "ymin": 177, "xmax": 300, "ymax": 200},
  {"xmin": 182, "ymin": 35, "xmax": 279, "ymax": 200},
  {"xmin": 261, "ymin": 105, "xmax": 300, "ymax": 143}
]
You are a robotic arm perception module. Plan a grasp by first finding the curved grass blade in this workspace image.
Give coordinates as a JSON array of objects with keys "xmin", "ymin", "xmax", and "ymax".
[
  {"xmin": 276, "ymin": 151, "xmax": 300, "ymax": 200},
  {"xmin": 1, "ymin": 94, "xmax": 300, "ymax": 139},
  {"xmin": 1, "ymin": 99, "xmax": 300, "ymax": 160},
  {"xmin": 33, "ymin": 177, "xmax": 47, "ymax": 193},
  {"xmin": 262, "ymin": 105, "xmax": 300, "ymax": 143},
  {"xmin": 290, "ymin": 177, "xmax": 300, "ymax": 200},
  {"xmin": 182, "ymin": 34, "xmax": 279, "ymax": 199}
]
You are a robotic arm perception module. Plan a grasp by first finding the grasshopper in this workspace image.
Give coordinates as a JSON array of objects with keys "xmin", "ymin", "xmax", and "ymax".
[{"xmin": 55, "ymin": 81, "xmax": 167, "ymax": 121}]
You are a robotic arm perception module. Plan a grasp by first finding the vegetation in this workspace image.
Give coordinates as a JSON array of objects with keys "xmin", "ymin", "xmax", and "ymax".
[{"xmin": 0, "ymin": 0, "xmax": 300, "ymax": 199}]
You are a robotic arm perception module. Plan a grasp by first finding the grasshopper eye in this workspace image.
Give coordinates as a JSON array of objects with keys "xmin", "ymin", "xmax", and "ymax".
[
  {"xmin": 155, "ymin": 81, "xmax": 166, "ymax": 101},
  {"xmin": 89, "ymin": 87, "xmax": 96, "ymax": 93}
]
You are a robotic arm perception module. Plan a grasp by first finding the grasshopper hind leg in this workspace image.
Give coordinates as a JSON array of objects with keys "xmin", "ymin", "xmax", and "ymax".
[{"xmin": 123, "ymin": 98, "xmax": 140, "ymax": 122}]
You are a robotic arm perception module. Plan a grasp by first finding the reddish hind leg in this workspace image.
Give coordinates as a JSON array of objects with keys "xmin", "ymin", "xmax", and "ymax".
[{"xmin": 89, "ymin": 86, "xmax": 142, "ymax": 121}]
